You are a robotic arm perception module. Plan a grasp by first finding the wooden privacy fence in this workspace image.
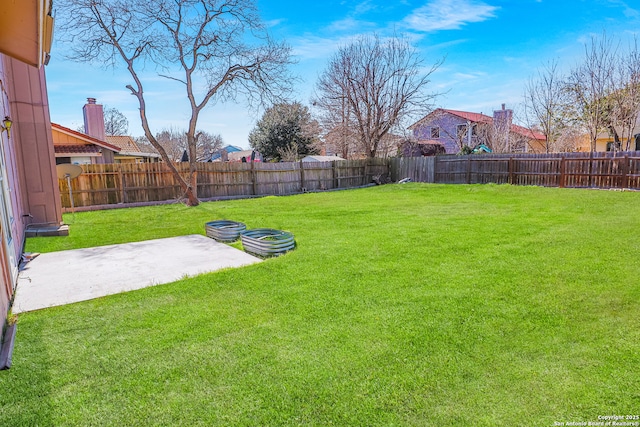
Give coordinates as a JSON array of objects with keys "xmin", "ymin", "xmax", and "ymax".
[
  {"xmin": 390, "ymin": 151, "xmax": 640, "ymax": 189},
  {"xmin": 60, "ymin": 152, "xmax": 640, "ymax": 209},
  {"xmin": 59, "ymin": 159, "xmax": 389, "ymax": 209}
]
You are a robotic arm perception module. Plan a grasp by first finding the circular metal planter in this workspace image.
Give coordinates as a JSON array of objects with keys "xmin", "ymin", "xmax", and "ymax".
[
  {"xmin": 204, "ymin": 220, "xmax": 247, "ymax": 242},
  {"xmin": 241, "ymin": 228, "xmax": 296, "ymax": 257}
]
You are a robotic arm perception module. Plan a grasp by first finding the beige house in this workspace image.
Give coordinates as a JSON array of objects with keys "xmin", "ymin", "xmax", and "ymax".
[
  {"xmin": 52, "ymin": 123, "xmax": 120, "ymax": 164},
  {"xmin": 106, "ymin": 136, "xmax": 161, "ymax": 163},
  {"xmin": 595, "ymin": 113, "xmax": 640, "ymax": 152},
  {"xmin": 52, "ymin": 98, "xmax": 161, "ymax": 164}
]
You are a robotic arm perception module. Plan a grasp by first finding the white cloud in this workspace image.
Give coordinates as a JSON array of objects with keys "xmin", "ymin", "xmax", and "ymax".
[
  {"xmin": 452, "ymin": 71, "xmax": 487, "ymax": 80},
  {"xmin": 290, "ymin": 34, "xmax": 360, "ymax": 60},
  {"xmin": 326, "ymin": 17, "xmax": 374, "ymax": 32},
  {"xmin": 607, "ymin": 0, "xmax": 640, "ymax": 19},
  {"xmin": 264, "ymin": 18, "xmax": 285, "ymax": 28},
  {"xmin": 404, "ymin": 0, "xmax": 499, "ymax": 32},
  {"xmin": 353, "ymin": 0, "xmax": 376, "ymax": 15}
]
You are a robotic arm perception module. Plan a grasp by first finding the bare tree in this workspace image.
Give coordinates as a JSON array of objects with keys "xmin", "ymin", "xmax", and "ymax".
[
  {"xmin": 196, "ymin": 132, "xmax": 225, "ymax": 162},
  {"xmin": 315, "ymin": 34, "xmax": 441, "ymax": 158},
  {"xmin": 316, "ymin": 98, "xmax": 358, "ymax": 159},
  {"xmin": 566, "ymin": 34, "xmax": 617, "ymax": 152},
  {"xmin": 155, "ymin": 127, "xmax": 188, "ymax": 162},
  {"xmin": 607, "ymin": 38, "xmax": 640, "ymax": 151},
  {"xmin": 319, "ymin": 125, "xmax": 357, "ymax": 159},
  {"xmin": 104, "ymin": 107, "xmax": 130, "ymax": 136},
  {"xmin": 133, "ymin": 135, "xmax": 157, "ymax": 154},
  {"xmin": 156, "ymin": 127, "xmax": 224, "ymax": 162},
  {"xmin": 57, "ymin": 0, "xmax": 293, "ymax": 205},
  {"xmin": 524, "ymin": 60, "xmax": 572, "ymax": 152},
  {"xmin": 555, "ymin": 125, "xmax": 586, "ymax": 152}
]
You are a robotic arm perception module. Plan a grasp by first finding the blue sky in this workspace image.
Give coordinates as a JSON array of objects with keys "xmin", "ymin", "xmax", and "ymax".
[{"xmin": 46, "ymin": 0, "xmax": 640, "ymax": 148}]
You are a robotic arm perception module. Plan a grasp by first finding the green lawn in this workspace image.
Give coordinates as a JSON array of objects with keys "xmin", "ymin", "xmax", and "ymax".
[{"xmin": 2, "ymin": 184, "xmax": 639, "ymax": 426}]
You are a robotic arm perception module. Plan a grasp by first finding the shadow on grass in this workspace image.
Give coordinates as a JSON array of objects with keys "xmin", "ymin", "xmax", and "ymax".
[{"xmin": 0, "ymin": 314, "xmax": 54, "ymax": 425}]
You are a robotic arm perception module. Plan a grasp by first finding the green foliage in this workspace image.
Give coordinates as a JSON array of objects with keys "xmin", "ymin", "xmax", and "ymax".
[
  {"xmin": 458, "ymin": 145, "xmax": 474, "ymax": 155},
  {"xmin": 9, "ymin": 185, "xmax": 640, "ymax": 425},
  {"xmin": 249, "ymin": 102, "xmax": 320, "ymax": 161}
]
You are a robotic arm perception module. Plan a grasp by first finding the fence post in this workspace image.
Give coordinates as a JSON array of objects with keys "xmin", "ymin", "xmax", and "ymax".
[
  {"xmin": 332, "ymin": 161, "xmax": 338, "ymax": 189},
  {"xmin": 508, "ymin": 157, "xmax": 514, "ymax": 185},
  {"xmin": 621, "ymin": 155, "xmax": 629, "ymax": 189},
  {"xmin": 251, "ymin": 160, "xmax": 257, "ymax": 195},
  {"xmin": 117, "ymin": 164, "xmax": 126, "ymax": 203},
  {"xmin": 466, "ymin": 156, "xmax": 471, "ymax": 184},
  {"xmin": 363, "ymin": 160, "xmax": 369, "ymax": 186},
  {"xmin": 588, "ymin": 151, "xmax": 593, "ymax": 188},
  {"xmin": 299, "ymin": 160, "xmax": 305, "ymax": 191},
  {"xmin": 559, "ymin": 156, "xmax": 566, "ymax": 188},
  {"xmin": 433, "ymin": 156, "xmax": 439, "ymax": 183}
]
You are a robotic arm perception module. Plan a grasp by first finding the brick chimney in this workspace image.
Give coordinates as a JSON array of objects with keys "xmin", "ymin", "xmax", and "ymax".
[
  {"xmin": 493, "ymin": 104, "xmax": 513, "ymax": 129},
  {"xmin": 83, "ymin": 97, "xmax": 106, "ymax": 141},
  {"xmin": 492, "ymin": 103, "xmax": 513, "ymax": 151}
]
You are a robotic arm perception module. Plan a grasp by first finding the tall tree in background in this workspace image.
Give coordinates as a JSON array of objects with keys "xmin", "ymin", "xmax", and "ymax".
[
  {"xmin": 57, "ymin": 0, "xmax": 293, "ymax": 205},
  {"xmin": 104, "ymin": 107, "xmax": 129, "ymax": 136},
  {"xmin": 156, "ymin": 128, "xmax": 224, "ymax": 162},
  {"xmin": 315, "ymin": 35, "xmax": 440, "ymax": 158},
  {"xmin": 249, "ymin": 102, "xmax": 320, "ymax": 161},
  {"xmin": 566, "ymin": 34, "xmax": 617, "ymax": 152},
  {"xmin": 607, "ymin": 39, "xmax": 640, "ymax": 151},
  {"xmin": 524, "ymin": 60, "xmax": 571, "ymax": 152}
]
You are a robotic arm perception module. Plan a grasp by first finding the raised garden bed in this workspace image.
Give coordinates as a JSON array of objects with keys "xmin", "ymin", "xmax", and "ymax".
[
  {"xmin": 241, "ymin": 228, "xmax": 296, "ymax": 257},
  {"xmin": 204, "ymin": 220, "xmax": 247, "ymax": 242}
]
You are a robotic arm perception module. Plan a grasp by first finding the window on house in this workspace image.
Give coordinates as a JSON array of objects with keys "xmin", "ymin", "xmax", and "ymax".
[
  {"xmin": 0, "ymin": 135, "xmax": 16, "ymax": 271},
  {"xmin": 606, "ymin": 141, "xmax": 621, "ymax": 152},
  {"xmin": 635, "ymin": 134, "xmax": 640, "ymax": 151},
  {"xmin": 56, "ymin": 157, "xmax": 71, "ymax": 165},
  {"xmin": 431, "ymin": 127, "xmax": 440, "ymax": 139},
  {"xmin": 456, "ymin": 124, "xmax": 467, "ymax": 137}
]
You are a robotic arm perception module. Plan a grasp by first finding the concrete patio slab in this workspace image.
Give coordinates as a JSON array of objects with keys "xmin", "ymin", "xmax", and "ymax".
[{"xmin": 13, "ymin": 234, "xmax": 261, "ymax": 313}]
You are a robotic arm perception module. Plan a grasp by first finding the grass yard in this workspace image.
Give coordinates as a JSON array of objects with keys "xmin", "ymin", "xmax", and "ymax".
[{"xmin": 2, "ymin": 183, "xmax": 639, "ymax": 426}]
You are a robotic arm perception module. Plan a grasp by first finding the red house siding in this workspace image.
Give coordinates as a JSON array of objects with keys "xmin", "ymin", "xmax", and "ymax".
[
  {"xmin": 0, "ymin": 54, "xmax": 62, "ymax": 321},
  {"xmin": 5, "ymin": 56, "xmax": 62, "ymax": 229}
]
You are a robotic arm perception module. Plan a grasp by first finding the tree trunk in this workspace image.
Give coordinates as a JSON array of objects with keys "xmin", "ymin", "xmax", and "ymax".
[
  {"xmin": 186, "ymin": 168, "xmax": 199, "ymax": 206},
  {"xmin": 128, "ymin": 84, "xmax": 200, "ymax": 206}
]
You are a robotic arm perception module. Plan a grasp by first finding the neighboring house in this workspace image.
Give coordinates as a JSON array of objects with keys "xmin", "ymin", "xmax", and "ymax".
[
  {"xmin": 301, "ymin": 155, "xmax": 346, "ymax": 162},
  {"xmin": 210, "ymin": 145, "xmax": 243, "ymax": 162},
  {"xmin": 211, "ymin": 146, "xmax": 262, "ymax": 162},
  {"xmin": 0, "ymin": 3, "xmax": 65, "ymax": 328},
  {"xmin": 408, "ymin": 105, "xmax": 546, "ymax": 154},
  {"xmin": 52, "ymin": 123, "xmax": 120, "ymax": 164},
  {"xmin": 227, "ymin": 150, "xmax": 262, "ymax": 162},
  {"xmin": 53, "ymin": 98, "xmax": 161, "ymax": 164},
  {"xmin": 595, "ymin": 113, "xmax": 640, "ymax": 152},
  {"xmin": 105, "ymin": 136, "xmax": 161, "ymax": 163}
]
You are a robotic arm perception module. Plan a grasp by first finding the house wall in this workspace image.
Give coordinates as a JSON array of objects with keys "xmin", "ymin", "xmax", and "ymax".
[
  {"xmin": 4, "ymin": 56, "xmax": 62, "ymax": 230},
  {"xmin": 0, "ymin": 54, "xmax": 62, "ymax": 319},
  {"xmin": 52, "ymin": 129, "xmax": 84, "ymax": 145},
  {"xmin": 0, "ymin": 55, "xmax": 18, "ymax": 319},
  {"xmin": 595, "ymin": 135, "xmax": 640, "ymax": 152},
  {"xmin": 413, "ymin": 113, "xmax": 479, "ymax": 154}
]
